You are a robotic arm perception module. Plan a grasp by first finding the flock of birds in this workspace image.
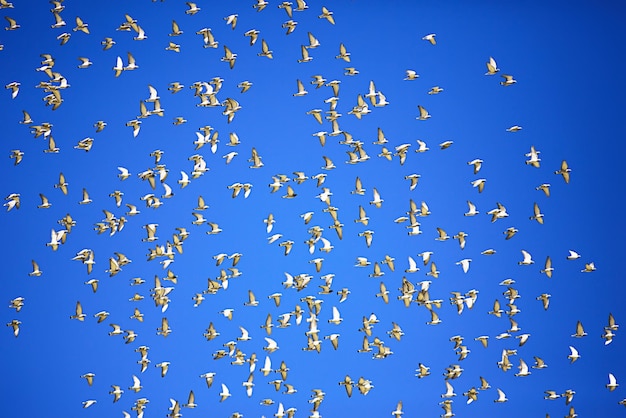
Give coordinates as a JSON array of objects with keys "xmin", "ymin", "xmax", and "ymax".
[{"xmin": 1, "ymin": 1, "xmax": 622, "ymax": 417}]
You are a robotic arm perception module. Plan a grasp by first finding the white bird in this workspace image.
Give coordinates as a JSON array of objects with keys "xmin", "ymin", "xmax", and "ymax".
[
  {"xmin": 471, "ymin": 178, "xmax": 486, "ymax": 193},
  {"xmin": 219, "ymin": 383, "xmax": 231, "ymax": 401},
  {"xmin": 456, "ymin": 259, "xmax": 472, "ymax": 273},
  {"xmin": 494, "ymin": 388, "xmax": 508, "ymax": 403},
  {"xmin": 112, "ymin": 56, "xmax": 124, "ymax": 76},
  {"xmin": 82, "ymin": 400, "xmax": 97, "ymax": 408},
  {"xmin": 242, "ymin": 373, "xmax": 254, "ymax": 397},
  {"xmin": 237, "ymin": 326, "xmax": 251, "ymax": 342},
  {"xmin": 518, "ymin": 250, "xmax": 534, "ymax": 265},
  {"xmin": 566, "ymin": 250, "xmax": 581, "ymax": 260},
  {"xmin": 370, "ymin": 188, "xmax": 383, "ymax": 208},
  {"xmin": 567, "ymin": 345, "xmax": 580, "ymax": 363},
  {"xmin": 224, "ymin": 14, "xmax": 238, "ymax": 29},
  {"xmin": 525, "ymin": 146, "xmax": 541, "ymax": 167},
  {"xmin": 319, "ymin": 237, "xmax": 333, "ymax": 252},
  {"xmin": 500, "ymin": 74, "xmax": 517, "ymax": 86},
  {"xmin": 264, "ymin": 337, "xmax": 279, "ymax": 353},
  {"xmin": 607, "ymin": 373, "xmax": 619, "ymax": 391},
  {"xmin": 465, "ymin": 201, "xmax": 479, "ymax": 216},
  {"xmin": 260, "ymin": 356, "xmax": 272, "ymax": 376},
  {"xmin": 178, "ymin": 171, "xmax": 191, "ymax": 188},
  {"xmin": 515, "ymin": 359, "xmax": 531, "ymax": 377},
  {"xmin": 405, "ymin": 70, "xmax": 419, "ymax": 80},
  {"xmin": 293, "ymin": 79, "xmax": 308, "ymax": 96},
  {"xmin": 328, "ymin": 306, "xmax": 343, "ymax": 324},
  {"xmin": 422, "ymin": 33, "xmax": 436, "ymax": 45},
  {"xmin": 298, "ymin": 45, "xmax": 313, "ymax": 63},
  {"xmin": 441, "ymin": 380, "xmax": 455, "ymax": 398},
  {"xmin": 405, "ymin": 256, "xmax": 419, "ymax": 273},
  {"xmin": 186, "ymin": 2, "xmax": 201, "ymax": 15},
  {"xmin": 77, "ymin": 57, "xmax": 92, "ymax": 69},
  {"xmin": 268, "ymin": 233, "xmax": 283, "ymax": 244},
  {"xmin": 129, "ymin": 375, "xmax": 142, "ymax": 392}
]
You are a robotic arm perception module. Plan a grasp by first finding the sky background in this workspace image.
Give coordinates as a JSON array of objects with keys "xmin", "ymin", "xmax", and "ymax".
[{"xmin": 1, "ymin": 0, "xmax": 625, "ymax": 417}]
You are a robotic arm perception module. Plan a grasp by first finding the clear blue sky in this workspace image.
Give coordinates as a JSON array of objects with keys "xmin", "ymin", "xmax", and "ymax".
[{"xmin": 1, "ymin": 1, "xmax": 625, "ymax": 417}]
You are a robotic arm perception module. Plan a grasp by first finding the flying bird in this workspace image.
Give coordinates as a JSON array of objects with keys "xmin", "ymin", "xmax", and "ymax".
[{"xmin": 422, "ymin": 33, "xmax": 436, "ymax": 44}]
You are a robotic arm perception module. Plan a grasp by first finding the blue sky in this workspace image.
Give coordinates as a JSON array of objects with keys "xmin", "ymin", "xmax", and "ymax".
[{"xmin": 2, "ymin": 1, "xmax": 625, "ymax": 417}]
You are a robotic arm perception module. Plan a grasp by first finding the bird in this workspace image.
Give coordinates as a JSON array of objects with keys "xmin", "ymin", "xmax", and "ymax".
[
  {"xmin": 298, "ymin": 45, "xmax": 313, "ymax": 63},
  {"xmin": 525, "ymin": 145, "xmax": 541, "ymax": 167},
  {"xmin": 514, "ymin": 358, "xmax": 532, "ymax": 377},
  {"xmin": 157, "ymin": 317, "xmax": 171, "ymax": 337},
  {"xmin": 456, "ymin": 258, "xmax": 472, "ymax": 273},
  {"xmin": 537, "ymin": 293, "xmax": 551, "ymax": 310},
  {"xmin": 500, "ymin": 74, "xmax": 517, "ymax": 86},
  {"xmin": 4, "ymin": 82, "xmax": 20, "ymax": 100},
  {"xmin": 328, "ymin": 306, "xmax": 343, "ymax": 324},
  {"xmin": 244, "ymin": 290, "xmax": 259, "ymax": 307},
  {"xmin": 370, "ymin": 188, "xmax": 383, "ymax": 208},
  {"xmin": 465, "ymin": 201, "xmax": 479, "ymax": 216},
  {"xmin": 73, "ymin": 17, "xmax": 89, "ymax": 34},
  {"xmin": 391, "ymin": 400, "xmax": 403, "ymax": 417},
  {"xmin": 182, "ymin": 390, "xmax": 197, "ymax": 408},
  {"xmin": 441, "ymin": 380, "xmax": 455, "ymax": 398},
  {"xmin": 540, "ymin": 256, "xmax": 553, "ymax": 278},
  {"xmin": 109, "ymin": 385, "xmax": 123, "ymax": 403},
  {"xmin": 293, "ymin": 79, "xmax": 308, "ymax": 96},
  {"xmin": 124, "ymin": 52, "xmax": 138, "ymax": 71},
  {"xmin": 530, "ymin": 202, "xmax": 544, "ymax": 224},
  {"xmin": 485, "ymin": 56, "xmax": 499, "ymax": 75},
  {"xmin": 471, "ymin": 178, "xmax": 486, "ymax": 193},
  {"xmin": 417, "ymin": 105, "xmax": 431, "ymax": 120},
  {"xmin": 101, "ymin": 37, "xmax": 115, "ymax": 50},
  {"xmin": 503, "ymin": 227, "xmax": 518, "ymax": 240},
  {"xmin": 607, "ymin": 313, "xmax": 619, "ymax": 331},
  {"xmin": 544, "ymin": 390, "xmax": 561, "ymax": 401},
  {"xmin": 37, "ymin": 193, "xmax": 52, "ymax": 209},
  {"xmin": 607, "ymin": 373, "xmax": 619, "ymax": 391},
  {"xmin": 82, "ymin": 400, "xmax": 96, "ymax": 409},
  {"xmin": 224, "ymin": 14, "xmax": 238, "ymax": 29},
  {"xmin": 494, "ymin": 388, "xmax": 508, "ymax": 403},
  {"xmin": 572, "ymin": 320, "xmax": 587, "ymax": 338},
  {"xmin": 9, "ymin": 149, "xmax": 23, "ymax": 165},
  {"xmin": 339, "ymin": 375, "xmax": 354, "ymax": 397},
  {"xmin": 185, "ymin": 2, "xmax": 201, "ymax": 15},
  {"xmin": 128, "ymin": 375, "xmax": 142, "ymax": 393},
  {"xmin": 4, "ymin": 16, "xmax": 19, "ymax": 30},
  {"xmin": 6, "ymin": 319, "xmax": 20, "ymax": 337},
  {"xmin": 165, "ymin": 41, "xmax": 180, "ymax": 52},
  {"xmin": 567, "ymin": 250, "xmax": 581, "ymax": 260},
  {"xmin": 518, "ymin": 250, "xmax": 534, "ymax": 265},
  {"xmin": 282, "ymin": 19, "xmax": 298, "ymax": 35},
  {"xmin": 422, "ymin": 33, "xmax": 436, "ymax": 44},
  {"xmin": 244, "ymin": 28, "xmax": 260, "ymax": 45},
  {"xmin": 336, "ymin": 43, "xmax": 350, "ymax": 62},
  {"xmin": 70, "ymin": 301, "xmax": 86, "ymax": 321},
  {"xmin": 54, "ymin": 172, "xmax": 69, "ymax": 195},
  {"xmin": 581, "ymin": 262, "xmax": 596, "ymax": 273},
  {"xmin": 567, "ymin": 345, "xmax": 581, "ymax": 363},
  {"xmin": 219, "ymin": 383, "xmax": 231, "ymax": 401},
  {"xmin": 221, "ymin": 46, "xmax": 237, "ymax": 69},
  {"xmin": 319, "ymin": 6, "xmax": 335, "ymax": 24},
  {"xmin": 264, "ymin": 337, "xmax": 279, "ymax": 353}
]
